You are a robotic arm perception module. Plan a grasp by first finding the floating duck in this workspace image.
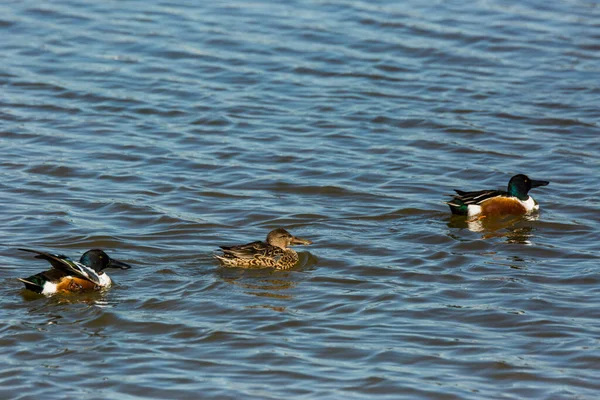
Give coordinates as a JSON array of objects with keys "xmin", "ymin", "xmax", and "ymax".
[
  {"xmin": 17, "ymin": 248, "xmax": 131, "ymax": 295},
  {"xmin": 215, "ymin": 228, "xmax": 312, "ymax": 269},
  {"xmin": 447, "ymin": 174, "xmax": 549, "ymax": 217}
]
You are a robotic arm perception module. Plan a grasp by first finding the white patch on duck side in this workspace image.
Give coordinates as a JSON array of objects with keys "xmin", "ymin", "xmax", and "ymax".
[
  {"xmin": 521, "ymin": 196, "xmax": 538, "ymax": 212},
  {"xmin": 467, "ymin": 204, "xmax": 482, "ymax": 217},
  {"xmin": 41, "ymin": 281, "xmax": 59, "ymax": 295}
]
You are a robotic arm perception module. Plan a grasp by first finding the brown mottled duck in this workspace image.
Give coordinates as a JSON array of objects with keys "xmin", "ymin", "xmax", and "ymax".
[{"xmin": 215, "ymin": 228, "xmax": 312, "ymax": 270}]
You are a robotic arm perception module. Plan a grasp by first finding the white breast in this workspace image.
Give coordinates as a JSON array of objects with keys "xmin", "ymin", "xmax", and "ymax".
[
  {"xmin": 521, "ymin": 196, "xmax": 538, "ymax": 212},
  {"xmin": 98, "ymin": 273, "xmax": 112, "ymax": 287}
]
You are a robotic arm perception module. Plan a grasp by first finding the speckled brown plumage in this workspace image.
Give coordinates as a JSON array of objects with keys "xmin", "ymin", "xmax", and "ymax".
[{"xmin": 215, "ymin": 228, "xmax": 312, "ymax": 270}]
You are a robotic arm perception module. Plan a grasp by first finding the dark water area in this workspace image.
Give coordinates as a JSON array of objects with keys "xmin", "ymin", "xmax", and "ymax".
[{"xmin": 1, "ymin": 0, "xmax": 599, "ymax": 398}]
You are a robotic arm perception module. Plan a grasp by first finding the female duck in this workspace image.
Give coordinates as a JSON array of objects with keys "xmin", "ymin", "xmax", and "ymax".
[{"xmin": 215, "ymin": 228, "xmax": 312, "ymax": 270}]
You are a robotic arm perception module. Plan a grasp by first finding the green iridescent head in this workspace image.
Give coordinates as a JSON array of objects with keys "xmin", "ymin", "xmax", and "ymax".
[{"xmin": 507, "ymin": 174, "xmax": 549, "ymax": 200}]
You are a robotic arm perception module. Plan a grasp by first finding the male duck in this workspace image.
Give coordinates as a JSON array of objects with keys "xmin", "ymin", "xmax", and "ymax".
[
  {"xmin": 215, "ymin": 228, "xmax": 313, "ymax": 269},
  {"xmin": 17, "ymin": 248, "xmax": 131, "ymax": 295},
  {"xmin": 447, "ymin": 174, "xmax": 549, "ymax": 217}
]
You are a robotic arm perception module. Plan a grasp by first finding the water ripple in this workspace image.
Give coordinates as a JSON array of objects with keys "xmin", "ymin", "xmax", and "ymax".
[{"xmin": 1, "ymin": 0, "xmax": 600, "ymax": 398}]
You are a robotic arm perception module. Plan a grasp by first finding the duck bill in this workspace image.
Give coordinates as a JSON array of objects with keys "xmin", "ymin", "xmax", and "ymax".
[
  {"xmin": 291, "ymin": 236, "xmax": 313, "ymax": 246},
  {"xmin": 531, "ymin": 179, "xmax": 549, "ymax": 188},
  {"xmin": 108, "ymin": 258, "xmax": 132, "ymax": 270}
]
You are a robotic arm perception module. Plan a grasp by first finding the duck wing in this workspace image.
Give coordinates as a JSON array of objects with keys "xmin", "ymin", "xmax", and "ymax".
[
  {"xmin": 448, "ymin": 189, "xmax": 507, "ymax": 206},
  {"xmin": 18, "ymin": 248, "xmax": 102, "ymax": 285},
  {"xmin": 219, "ymin": 241, "xmax": 283, "ymax": 260},
  {"xmin": 446, "ymin": 189, "xmax": 509, "ymax": 215}
]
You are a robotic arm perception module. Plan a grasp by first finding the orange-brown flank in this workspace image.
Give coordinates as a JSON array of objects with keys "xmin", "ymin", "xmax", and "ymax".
[
  {"xmin": 479, "ymin": 197, "xmax": 527, "ymax": 216},
  {"xmin": 55, "ymin": 277, "xmax": 101, "ymax": 293}
]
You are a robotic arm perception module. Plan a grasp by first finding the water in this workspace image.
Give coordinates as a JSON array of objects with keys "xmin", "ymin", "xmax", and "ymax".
[{"xmin": 1, "ymin": 0, "xmax": 599, "ymax": 398}]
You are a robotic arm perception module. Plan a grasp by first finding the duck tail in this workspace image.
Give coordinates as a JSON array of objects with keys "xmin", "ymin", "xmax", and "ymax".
[
  {"xmin": 214, "ymin": 254, "xmax": 237, "ymax": 267},
  {"xmin": 446, "ymin": 198, "xmax": 468, "ymax": 215},
  {"xmin": 17, "ymin": 277, "xmax": 44, "ymax": 293}
]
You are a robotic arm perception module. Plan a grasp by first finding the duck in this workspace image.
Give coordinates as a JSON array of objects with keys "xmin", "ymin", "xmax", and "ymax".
[
  {"xmin": 17, "ymin": 248, "xmax": 131, "ymax": 295},
  {"xmin": 215, "ymin": 228, "xmax": 312, "ymax": 269},
  {"xmin": 447, "ymin": 174, "xmax": 549, "ymax": 217}
]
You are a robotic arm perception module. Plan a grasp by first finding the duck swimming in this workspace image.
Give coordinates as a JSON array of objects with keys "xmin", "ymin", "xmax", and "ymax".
[
  {"xmin": 447, "ymin": 174, "xmax": 549, "ymax": 217},
  {"xmin": 215, "ymin": 228, "xmax": 312, "ymax": 269},
  {"xmin": 17, "ymin": 248, "xmax": 131, "ymax": 295}
]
